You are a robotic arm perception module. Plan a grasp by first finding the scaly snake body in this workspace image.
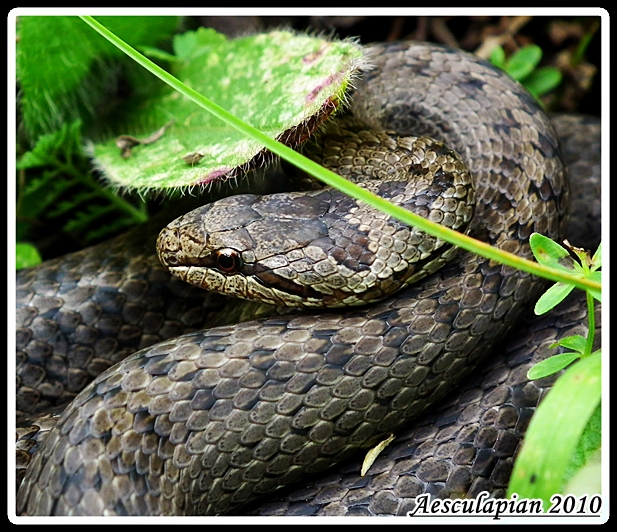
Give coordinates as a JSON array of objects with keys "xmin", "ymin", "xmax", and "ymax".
[{"xmin": 16, "ymin": 41, "xmax": 589, "ymax": 516}]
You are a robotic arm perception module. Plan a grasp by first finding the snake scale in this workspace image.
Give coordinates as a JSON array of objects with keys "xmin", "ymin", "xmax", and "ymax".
[{"xmin": 15, "ymin": 41, "xmax": 600, "ymax": 516}]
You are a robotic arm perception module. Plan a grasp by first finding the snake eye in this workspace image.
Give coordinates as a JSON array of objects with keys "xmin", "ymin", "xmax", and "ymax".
[{"xmin": 215, "ymin": 248, "xmax": 243, "ymax": 274}]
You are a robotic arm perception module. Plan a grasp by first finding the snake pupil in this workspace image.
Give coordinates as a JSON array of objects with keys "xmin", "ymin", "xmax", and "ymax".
[{"xmin": 215, "ymin": 249, "xmax": 242, "ymax": 274}]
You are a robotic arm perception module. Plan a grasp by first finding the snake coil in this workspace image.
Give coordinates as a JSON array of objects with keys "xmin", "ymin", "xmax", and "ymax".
[{"xmin": 17, "ymin": 41, "xmax": 571, "ymax": 516}]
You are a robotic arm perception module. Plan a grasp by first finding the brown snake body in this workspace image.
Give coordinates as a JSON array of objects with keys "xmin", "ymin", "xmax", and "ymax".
[{"xmin": 15, "ymin": 41, "xmax": 600, "ymax": 516}]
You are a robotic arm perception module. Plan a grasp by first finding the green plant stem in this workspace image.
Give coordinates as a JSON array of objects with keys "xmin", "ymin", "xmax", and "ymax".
[
  {"xmin": 16, "ymin": 168, "xmax": 27, "ymax": 218},
  {"xmin": 572, "ymin": 21, "xmax": 599, "ymax": 65},
  {"xmin": 79, "ymin": 16, "xmax": 601, "ymax": 295},
  {"xmin": 570, "ymin": 247, "xmax": 598, "ymax": 358},
  {"xmin": 584, "ymin": 291, "xmax": 596, "ymax": 357}
]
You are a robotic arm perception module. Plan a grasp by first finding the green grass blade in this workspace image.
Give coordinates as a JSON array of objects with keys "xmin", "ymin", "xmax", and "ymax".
[{"xmin": 79, "ymin": 16, "xmax": 601, "ymax": 296}]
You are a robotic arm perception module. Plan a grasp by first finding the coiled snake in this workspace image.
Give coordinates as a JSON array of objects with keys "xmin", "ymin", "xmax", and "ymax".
[{"xmin": 16, "ymin": 41, "xmax": 599, "ymax": 516}]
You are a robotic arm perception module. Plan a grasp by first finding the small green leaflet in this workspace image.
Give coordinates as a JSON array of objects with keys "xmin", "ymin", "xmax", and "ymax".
[
  {"xmin": 529, "ymin": 233, "xmax": 576, "ymax": 274},
  {"xmin": 16, "ymin": 243, "xmax": 42, "ymax": 269},
  {"xmin": 503, "ymin": 44, "xmax": 543, "ymax": 80},
  {"xmin": 534, "ymin": 282, "xmax": 575, "ymax": 315},
  {"xmin": 530, "ymin": 233, "xmax": 601, "ymax": 314},
  {"xmin": 527, "ymin": 352, "xmax": 581, "ymax": 380}
]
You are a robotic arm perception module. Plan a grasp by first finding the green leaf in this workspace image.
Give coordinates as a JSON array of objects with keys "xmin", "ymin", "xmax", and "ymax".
[
  {"xmin": 591, "ymin": 242, "xmax": 602, "ymax": 270},
  {"xmin": 48, "ymin": 190, "xmax": 99, "ymax": 218},
  {"xmin": 17, "ymin": 121, "xmax": 83, "ymax": 170},
  {"xmin": 527, "ymin": 352, "xmax": 581, "ymax": 380},
  {"xmin": 16, "ymin": 242, "xmax": 42, "ymax": 269},
  {"xmin": 508, "ymin": 350, "xmax": 601, "ymax": 509},
  {"xmin": 17, "ymin": 171, "xmax": 72, "ymax": 239},
  {"xmin": 91, "ymin": 29, "xmax": 363, "ymax": 192},
  {"xmin": 17, "ymin": 16, "xmax": 179, "ymax": 138},
  {"xmin": 16, "ymin": 116, "xmax": 149, "ymax": 249},
  {"xmin": 489, "ymin": 45, "xmax": 506, "ymax": 68},
  {"xmin": 504, "ymin": 44, "xmax": 542, "ymax": 80},
  {"xmin": 534, "ymin": 282, "xmax": 575, "ymax": 315},
  {"xmin": 563, "ymin": 405, "xmax": 601, "ymax": 486},
  {"xmin": 523, "ymin": 66, "xmax": 562, "ymax": 97},
  {"xmin": 563, "ymin": 452, "xmax": 602, "ymax": 497},
  {"xmin": 551, "ymin": 334, "xmax": 587, "ymax": 353},
  {"xmin": 529, "ymin": 233, "xmax": 577, "ymax": 272},
  {"xmin": 173, "ymin": 26, "xmax": 227, "ymax": 60}
]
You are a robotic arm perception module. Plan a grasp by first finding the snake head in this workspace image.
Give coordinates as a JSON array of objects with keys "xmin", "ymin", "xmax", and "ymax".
[
  {"xmin": 156, "ymin": 195, "xmax": 336, "ymax": 307},
  {"xmin": 157, "ymin": 132, "xmax": 476, "ymax": 309},
  {"xmin": 157, "ymin": 143, "xmax": 473, "ymax": 310}
]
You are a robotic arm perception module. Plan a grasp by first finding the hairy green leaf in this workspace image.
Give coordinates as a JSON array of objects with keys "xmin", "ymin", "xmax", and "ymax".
[
  {"xmin": 17, "ymin": 15, "xmax": 179, "ymax": 138},
  {"xmin": 91, "ymin": 29, "xmax": 363, "ymax": 192}
]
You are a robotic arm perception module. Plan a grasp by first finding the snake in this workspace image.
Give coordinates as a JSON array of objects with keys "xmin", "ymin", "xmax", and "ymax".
[{"xmin": 15, "ymin": 41, "xmax": 599, "ymax": 516}]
